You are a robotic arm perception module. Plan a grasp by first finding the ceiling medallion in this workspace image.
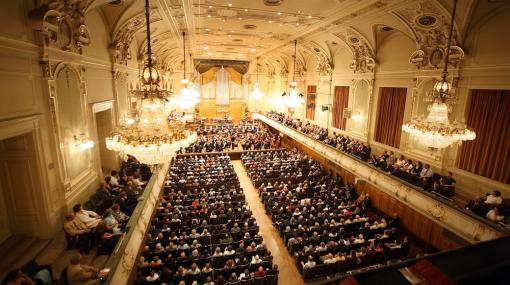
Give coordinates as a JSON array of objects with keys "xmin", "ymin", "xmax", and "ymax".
[
  {"xmin": 416, "ymin": 14, "xmax": 439, "ymax": 28},
  {"xmin": 264, "ymin": 0, "xmax": 285, "ymax": 6},
  {"xmin": 348, "ymin": 36, "xmax": 360, "ymax": 45}
]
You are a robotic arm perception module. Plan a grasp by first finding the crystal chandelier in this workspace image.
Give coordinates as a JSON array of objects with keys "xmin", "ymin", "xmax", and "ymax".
[
  {"xmin": 106, "ymin": 0, "xmax": 196, "ymax": 165},
  {"xmin": 402, "ymin": 0, "xmax": 475, "ymax": 149},
  {"xmin": 172, "ymin": 32, "xmax": 200, "ymax": 109},
  {"xmin": 282, "ymin": 40, "xmax": 304, "ymax": 109},
  {"xmin": 250, "ymin": 57, "xmax": 265, "ymax": 100}
]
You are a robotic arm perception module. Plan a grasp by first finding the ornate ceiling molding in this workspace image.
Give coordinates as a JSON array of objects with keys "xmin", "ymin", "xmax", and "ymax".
[
  {"xmin": 333, "ymin": 27, "xmax": 376, "ymax": 74},
  {"xmin": 29, "ymin": 0, "xmax": 91, "ymax": 54},
  {"xmin": 393, "ymin": 1, "xmax": 464, "ymax": 70},
  {"xmin": 110, "ymin": 9, "xmax": 162, "ymax": 65}
]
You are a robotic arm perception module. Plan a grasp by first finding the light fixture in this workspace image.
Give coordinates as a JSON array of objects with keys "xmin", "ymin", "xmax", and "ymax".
[
  {"xmin": 74, "ymin": 133, "xmax": 94, "ymax": 150},
  {"xmin": 402, "ymin": 0, "xmax": 475, "ymax": 149},
  {"xmin": 250, "ymin": 57, "xmax": 265, "ymax": 100},
  {"xmin": 172, "ymin": 32, "xmax": 200, "ymax": 109},
  {"xmin": 106, "ymin": 0, "xmax": 196, "ymax": 165},
  {"xmin": 282, "ymin": 40, "xmax": 304, "ymax": 109}
]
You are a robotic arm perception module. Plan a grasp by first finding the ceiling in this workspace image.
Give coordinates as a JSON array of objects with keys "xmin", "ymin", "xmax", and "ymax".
[{"xmin": 90, "ymin": 0, "xmax": 510, "ymax": 74}]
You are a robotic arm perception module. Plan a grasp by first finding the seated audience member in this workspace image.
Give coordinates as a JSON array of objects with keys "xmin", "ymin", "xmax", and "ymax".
[
  {"xmin": 111, "ymin": 204, "xmax": 129, "ymax": 224},
  {"xmin": 66, "ymin": 253, "xmax": 99, "ymax": 285},
  {"xmin": 302, "ymin": 256, "xmax": 316, "ymax": 269},
  {"xmin": 73, "ymin": 204, "xmax": 101, "ymax": 229},
  {"xmin": 419, "ymin": 164, "xmax": 434, "ymax": 179},
  {"xmin": 63, "ymin": 213, "xmax": 92, "ymax": 254},
  {"xmin": 485, "ymin": 190, "xmax": 503, "ymax": 205},
  {"xmin": 2, "ymin": 268, "xmax": 52, "ymax": 285},
  {"xmin": 486, "ymin": 207, "xmax": 504, "ymax": 222}
]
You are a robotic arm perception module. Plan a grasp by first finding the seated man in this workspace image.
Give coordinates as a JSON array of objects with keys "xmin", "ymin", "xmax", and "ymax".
[
  {"xmin": 73, "ymin": 204, "xmax": 102, "ymax": 229},
  {"xmin": 67, "ymin": 253, "xmax": 99, "ymax": 285},
  {"xmin": 485, "ymin": 190, "xmax": 503, "ymax": 205},
  {"xmin": 63, "ymin": 213, "xmax": 92, "ymax": 254}
]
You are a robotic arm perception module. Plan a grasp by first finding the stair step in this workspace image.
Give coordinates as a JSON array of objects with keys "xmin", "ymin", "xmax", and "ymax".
[
  {"xmin": 0, "ymin": 236, "xmax": 37, "ymax": 280},
  {"xmin": 51, "ymin": 249, "xmax": 80, "ymax": 280},
  {"xmin": 35, "ymin": 231, "xmax": 68, "ymax": 266},
  {"xmin": 11, "ymin": 239, "xmax": 51, "ymax": 269},
  {"xmin": 91, "ymin": 255, "xmax": 109, "ymax": 270}
]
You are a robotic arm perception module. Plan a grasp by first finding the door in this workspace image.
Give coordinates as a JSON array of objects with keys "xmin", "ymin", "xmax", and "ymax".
[
  {"xmin": 95, "ymin": 109, "xmax": 118, "ymax": 174},
  {"xmin": 0, "ymin": 181, "xmax": 11, "ymax": 244}
]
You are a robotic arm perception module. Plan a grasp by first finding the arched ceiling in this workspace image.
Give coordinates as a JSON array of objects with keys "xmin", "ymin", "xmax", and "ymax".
[{"xmin": 85, "ymin": 0, "xmax": 510, "ymax": 74}]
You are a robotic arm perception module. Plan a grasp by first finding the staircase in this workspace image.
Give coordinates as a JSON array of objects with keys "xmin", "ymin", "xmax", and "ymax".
[{"xmin": 0, "ymin": 232, "xmax": 109, "ymax": 282}]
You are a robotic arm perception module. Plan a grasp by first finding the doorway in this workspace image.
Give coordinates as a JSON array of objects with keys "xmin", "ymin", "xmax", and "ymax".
[
  {"xmin": 95, "ymin": 109, "xmax": 117, "ymax": 175},
  {"xmin": 0, "ymin": 132, "xmax": 45, "ymax": 243}
]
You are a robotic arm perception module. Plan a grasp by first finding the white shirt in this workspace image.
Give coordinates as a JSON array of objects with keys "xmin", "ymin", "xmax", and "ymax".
[
  {"xmin": 76, "ymin": 210, "xmax": 101, "ymax": 228},
  {"xmin": 420, "ymin": 168, "xmax": 433, "ymax": 178},
  {"xmin": 485, "ymin": 195, "xmax": 503, "ymax": 205}
]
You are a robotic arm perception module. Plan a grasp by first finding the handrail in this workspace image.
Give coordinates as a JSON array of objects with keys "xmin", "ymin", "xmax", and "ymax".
[{"xmin": 253, "ymin": 113, "xmax": 510, "ymax": 237}]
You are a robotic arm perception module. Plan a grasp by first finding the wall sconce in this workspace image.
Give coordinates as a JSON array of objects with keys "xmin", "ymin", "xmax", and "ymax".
[
  {"xmin": 74, "ymin": 133, "xmax": 94, "ymax": 150},
  {"xmin": 352, "ymin": 111, "xmax": 363, "ymax": 122}
]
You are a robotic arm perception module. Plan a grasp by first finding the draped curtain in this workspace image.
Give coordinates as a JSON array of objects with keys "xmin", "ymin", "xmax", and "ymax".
[
  {"xmin": 374, "ymin": 87, "xmax": 407, "ymax": 148},
  {"xmin": 332, "ymin": 86, "xmax": 349, "ymax": 130},
  {"xmin": 458, "ymin": 89, "xmax": 510, "ymax": 184},
  {"xmin": 306, "ymin": 85, "xmax": 317, "ymax": 120}
]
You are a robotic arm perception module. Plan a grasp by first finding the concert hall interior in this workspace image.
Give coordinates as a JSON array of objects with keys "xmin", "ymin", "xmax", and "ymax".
[{"xmin": 0, "ymin": 0, "xmax": 509, "ymax": 285}]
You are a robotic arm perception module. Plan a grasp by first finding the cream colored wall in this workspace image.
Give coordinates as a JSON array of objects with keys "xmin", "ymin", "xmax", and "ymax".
[{"xmin": 0, "ymin": 1, "xmax": 133, "ymax": 238}]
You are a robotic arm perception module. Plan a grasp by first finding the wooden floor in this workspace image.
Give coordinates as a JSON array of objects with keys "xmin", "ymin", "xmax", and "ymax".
[{"xmin": 232, "ymin": 161, "xmax": 305, "ymax": 285}]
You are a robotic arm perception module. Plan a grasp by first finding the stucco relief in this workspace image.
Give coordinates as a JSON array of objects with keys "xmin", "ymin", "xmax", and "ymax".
[
  {"xmin": 111, "ymin": 10, "xmax": 162, "ymax": 65},
  {"xmin": 333, "ymin": 28, "xmax": 376, "ymax": 74},
  {"xmin": 394, "ymin": 1, "xmax": 465, "ymax": 70},
  {"xmin": 30, "ymin": 0, "xmax": 91, "ymax": 54}
]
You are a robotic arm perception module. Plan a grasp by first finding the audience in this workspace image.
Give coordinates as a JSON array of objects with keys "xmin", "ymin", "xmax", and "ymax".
[
  {"xmin": 466, "ymin": 190, "xmax": 509, "ymax": 224},
  {"xmin": 136, "ymin": 154, "xmax": 278, "ymax": 284},
  {"xmin": 242, "ymin": 149, "xmax": 409, "ymax": 280},
  {"xmin": 266, "ymin": 111, "xmax": 457, "ymax": 198}
]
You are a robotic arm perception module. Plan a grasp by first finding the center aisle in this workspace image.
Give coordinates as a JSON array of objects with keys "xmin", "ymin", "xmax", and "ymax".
[{"xmin": 232, "ymin": 161, "xmax": 305, "ymax": 285}]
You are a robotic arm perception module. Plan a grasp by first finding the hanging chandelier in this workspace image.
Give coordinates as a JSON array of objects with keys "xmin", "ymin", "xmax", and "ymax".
[
  {"xmin": 402, "ymin": 0, "xmax": 475, "ymax": 149},
  {"xmin": 106, "ymin": 0, "xmax": 196, "ymax": 165},
  {"xmin": 172, "ymin": 32, "xmax": 200, "ymax": 109},
  {"xmin": 250, "ymin": 57, "xmax": 265, "ymax": 100},
  {"xmin": 282, "ymin": 40, "xmax": 304, "ymax": 109}
]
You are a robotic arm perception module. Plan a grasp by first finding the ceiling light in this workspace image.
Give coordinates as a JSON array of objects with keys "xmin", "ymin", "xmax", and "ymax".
[
  {"xmin": 228, "ymin": 3, "xmax": 232, "ymax": 7},
  {"xmin": 250, "ymin": 48, "xmax": 257, "ymax": 52},
  {"xmin": 106, "ymin": 0, "xmax": 195, "ymax": 165},
  {"xmin": 268, "ymin": 20, "xmax": 273, "ymax": 23},
  {"xmin": 207, "ymin": 52, "xmax": 213, "ymax": 55},
  {"xmin": 209, "ymin": 5, "xmax": 212, "ymax": 8},
  {"xmin": 238, "ymin": 17, "xmax": 243, "ymax": 20},
  {"xmin": 203, "ymin": 46, "xmax": 209, "ymax": 50},
  {"xmin": 308, "ymin": 15, "xmax": 312, "ymax": 19},
  {"xmin": 244, "ymin": 9, "xmax": 248, "ymax": 12},
  {"xmin": 296, "ymin": 23, "xmax": 300, "ymax": 26},
  {"xmin": 279, "ymin": 23, "xmax": 282, "ymax": 26},
  {"xmin": 277, "ymin": 12, "xmax": 282, "ymax": 15},
  {"xmin": 402, "ymin": 0, "xmax": 475, "ymax": 149},
  {"xmin": 207, "ymin": 14, "xmax": 211, "ymax": 18}
]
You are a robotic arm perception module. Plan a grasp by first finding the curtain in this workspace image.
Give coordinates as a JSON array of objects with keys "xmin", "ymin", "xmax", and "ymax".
[
  {"xmin": 306, "ymin": 85, "xmax": 317, "ymax": 120},
  {"xmin": 458, "ymin": 90, "xmax": 510, "ymax": 184},
  {"xmin": 374, "ymin": 87, "xmax": 407, "ymax": 148},
  {"xmin": 201, "ymin": 67, "xmax": 219, "ymax": 85},
  {"xmin": 332, "ymin": 86, "xmax": 349, "ymax": 130}
]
